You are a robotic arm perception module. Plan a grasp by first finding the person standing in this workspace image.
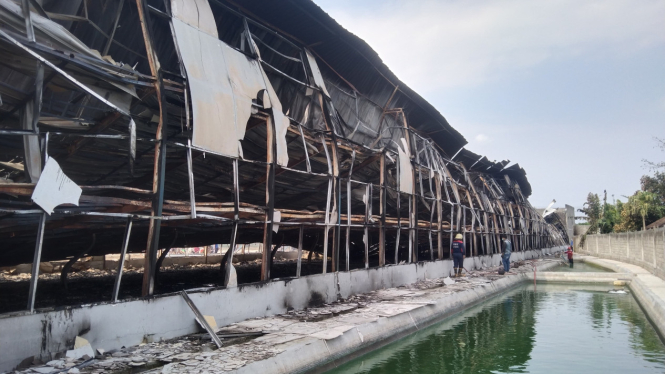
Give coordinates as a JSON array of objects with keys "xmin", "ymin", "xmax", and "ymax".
[
  {"xmin": 451, "ymin": 234, "xmax": 465, "ymax": 277},
  {"xmin": 501, "ymin": 236, "xmax": 512, "ymax": 273},
  {"xmin": 566, "ymin": 246, "xmax": 574, "ymax": 268}
]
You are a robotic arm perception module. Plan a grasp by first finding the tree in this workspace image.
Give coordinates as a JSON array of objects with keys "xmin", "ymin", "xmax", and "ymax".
[
  {"xmin": 578, "ymin": 193, "xmax": 601, "ymax": 234},
  {"xmin": 642, "ymin": 137, "xmax": 665, "ymax": 171},
  {"xmin": 641, "ymin": 172, "xmax": 665, "ymax": 206},
  {"xmin": 627, "ymin": 191, "xmax": 656, "ymax": 231},
  {"xmin": 599, "ymin": 202, "xmax": 619, "ymax": 234},
  {"xmin": 614, "ymin": 198, "xmax": 639, "ymax": 233}
]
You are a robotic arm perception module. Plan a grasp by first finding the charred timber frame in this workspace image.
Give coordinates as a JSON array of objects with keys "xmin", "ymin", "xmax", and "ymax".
[{"xmin": 0, "ymin": 0, "xmax": 569, "ymax": 313}]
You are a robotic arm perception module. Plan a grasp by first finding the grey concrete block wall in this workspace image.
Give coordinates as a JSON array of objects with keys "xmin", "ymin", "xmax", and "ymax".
[{"xmin": 576, "ymin": 228, "xmax": 665, "ymax": 280}]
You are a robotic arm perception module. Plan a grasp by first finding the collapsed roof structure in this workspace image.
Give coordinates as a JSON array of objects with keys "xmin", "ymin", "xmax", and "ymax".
[{"xmin": 0, "ymin": 0, "xmax": 568, "ymax": 310}]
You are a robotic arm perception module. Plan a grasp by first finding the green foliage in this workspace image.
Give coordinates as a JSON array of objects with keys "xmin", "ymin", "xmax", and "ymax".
[
  {"xmin": 578, "ymin": 193, "xmax": 601, "ymax": 234},
  {"xmin": 614, "ymin": 198, "xmax": 641, "ymax": 233},
  {"xmin": 599, "ymin": 202, "xmax": 619, "ymax": 233},
  {"xmin": 641, "ymin": 172, "xmax": 665, "ymax": 205},
  {"xmin": 581, "ymin": 137, "xmax": 665, "ymax": 233},
  {"xmin": 629, "ymin": 191, "xmax": 657, "ymax": 230}
]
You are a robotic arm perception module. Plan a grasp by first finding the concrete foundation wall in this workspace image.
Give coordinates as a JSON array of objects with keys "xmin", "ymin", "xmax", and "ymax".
[
  {"xmin": 575, "ymin": 228, "xmax": 665, "ymax": 280},
  {"xmin": 0, "ymin": 246, "xmax": 564, "ymax": 371}
]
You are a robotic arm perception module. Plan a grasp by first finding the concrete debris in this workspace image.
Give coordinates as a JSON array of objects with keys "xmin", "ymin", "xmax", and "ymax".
[
  {"xmin": 73, "ymin": 337, "xmax": 89, "ymax": 350},
  {"xmin": 45, "ymin": 360, "xmax": 63, "ymax": 367},
  {"xmin": 30, "ymin": 367, "xmax": 54, "ymax": 373},
  {"xmin": 203, "ymin": 316, "xmax": 218, "ymax": 332},
  {"xmin": 65, "ymin": 338, "xmax": 94, "ymax": 361}
]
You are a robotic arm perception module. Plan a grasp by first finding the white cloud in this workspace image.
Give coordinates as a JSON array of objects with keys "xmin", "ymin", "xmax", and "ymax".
[
  {"xmin": 322, "ymin": 0, "xmax": 665, "ymax": 93},
  {"xmin": 475, "ymin": 133, "xmax": 490, "ymax": 143}
]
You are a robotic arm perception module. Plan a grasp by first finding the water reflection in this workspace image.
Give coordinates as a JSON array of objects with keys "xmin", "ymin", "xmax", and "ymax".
[
  {"xmin": 326, "ymin": 284, "xmax": 665, "ymax": 374},
  {"xmin": 589, "ymin": 290, "xmax": 665, "ymax": 363},
  {"xmin": 550, "ymin": 262, "xmax": 611, "ymax": 272}
]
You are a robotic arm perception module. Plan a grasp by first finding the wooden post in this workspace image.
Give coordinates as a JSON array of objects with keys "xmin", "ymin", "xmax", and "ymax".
[
  {"xmin": 321, "ymin": 135, "xmax": 333, "ymax": 274},
  {"xmin": 225, "ymin": 158, "xmax": 240, "ymax": 285},
  {"xmin": 379, "ymin": 153, "xmax": 386, "ymax": 266},
  {"xmin": 364, "ymin": 183, "xmax": 371, "ymax": 268},
  {"xmin": 137, "ymin": 0, "xmax": 167, "ymax": 297},
  {"xmin": 187, "ymin": 140, "xmax": 196, "ymax": 219},
  {"xmin": 436, "ymin": 174, "xmax": 443, "ymax": 260},
  {"xmin": 261, "ymin": 118, "xmax": 275, "ymax": 281},
  {"xmin": 296, "ymin": 226, "xmax": 304, "ymax": 277}
]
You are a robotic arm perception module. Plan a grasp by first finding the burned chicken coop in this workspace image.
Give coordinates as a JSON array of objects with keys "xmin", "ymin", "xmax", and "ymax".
[{"xmin": 0, "ymin": 0, "xmax": 569, "ymax": 369}]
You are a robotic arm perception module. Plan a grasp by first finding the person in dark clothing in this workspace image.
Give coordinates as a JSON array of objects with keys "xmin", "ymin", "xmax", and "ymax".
[
  {"xmin": 451, "ymin": 234, "xmax": 465, "ymax": 277},
  {"xmin": 566, "ymin": 246, "xmax": 574, "ymax": 267},
  {"xmin": 501, "ymin": 236, "xmax": 512, "ymax": 273}
]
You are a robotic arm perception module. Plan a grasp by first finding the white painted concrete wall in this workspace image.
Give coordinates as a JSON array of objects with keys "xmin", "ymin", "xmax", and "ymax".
[{"xmin": 575, "ymin": 228, "xmax": 665, "ymax": 280}]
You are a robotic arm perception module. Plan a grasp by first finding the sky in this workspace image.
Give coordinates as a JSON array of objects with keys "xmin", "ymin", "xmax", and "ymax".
[{"xmin": 312, "ymin": 0, "xmax": 665, "ymax": 211}]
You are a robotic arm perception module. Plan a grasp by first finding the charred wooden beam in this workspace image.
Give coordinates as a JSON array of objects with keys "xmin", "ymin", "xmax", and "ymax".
[{"xmin": 135, "ymin": 0, "xmax": 167, "ymax": 297}]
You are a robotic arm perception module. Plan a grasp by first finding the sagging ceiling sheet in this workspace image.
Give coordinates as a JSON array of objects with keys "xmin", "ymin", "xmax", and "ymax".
[
  {"xmin": 171, "ymin": 0, "xmax": 289, "ymax": 166},
  {"xmin": 398, "ymin": 138, "xmax": 413, "ymax": 194}
]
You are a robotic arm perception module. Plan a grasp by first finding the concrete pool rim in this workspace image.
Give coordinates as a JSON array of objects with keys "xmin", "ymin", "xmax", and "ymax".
[{"xmin": 252, "ymin": 256, "xmax": 665, "ymax": 374}]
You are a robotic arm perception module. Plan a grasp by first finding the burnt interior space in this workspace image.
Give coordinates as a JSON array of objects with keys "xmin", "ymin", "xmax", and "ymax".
[{"xmin": 0, "ymin": 0, "xmax": 568, "ymax": 314}]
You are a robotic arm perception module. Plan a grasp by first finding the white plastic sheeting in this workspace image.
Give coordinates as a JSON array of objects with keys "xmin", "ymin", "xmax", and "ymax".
[
  {"xmin": 172, "ymin": 18, "xmax": 240, "ymax": 158},
  {"xmin": 31, "ymin": 157, "xmax": 82, "ymax": 214},
  {"xmin": 305, "ymin": 49, "xmax": 330, "ymax": 97},
  {"xmin": 171, "ymin": 0, "xmax": 289, "ymax": 166},
  {"xmin": 398, "ymin": 138, "xmax": 413, "ymax": 194},
  {"xmin": 171, "ymin": 0, "xmax": 218, "ymax": 38},
  {"xmin": 263, "ymin": 73, "xmax": 290, "ymax": 167}
]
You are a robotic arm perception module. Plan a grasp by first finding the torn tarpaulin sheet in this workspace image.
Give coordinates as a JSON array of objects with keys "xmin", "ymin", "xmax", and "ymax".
[
  {"xmin": 304, "ymin": 49, "xmax": 330, "ymax": 98},
  {"xmin": 262, "ymin": 69, "xmax": 290, "ymax": 167},
  {"xmin": 172, "ymin": 18, "xmax": 241, "ymax": 159},
  {"xmin": 171, "ymin": 0, "xmax": 289, "ymax": 166},
  {"xmin": 31, "ymin": 157, "xmax": 82, "ymax": 214},
  {"xmin": 272, "ymin": 210, "xmax": 281, "ymax": 233},
  {"xmin": 171, "ymin": 0, "xmax": 218, "ymax": 38},
  {"xmin": 398, "ymin": 138, "xmax": 413, "ymax": 194}
]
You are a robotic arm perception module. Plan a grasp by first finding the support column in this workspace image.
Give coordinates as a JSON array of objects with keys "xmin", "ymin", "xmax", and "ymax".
[
  {"xmin": 137, "ymin": 0, "xmax": 167, "ymax": 297},
  {"xmin": 27, "ymin": 212, "xmax": 47, "ymax": 312},
  {"xmin": 364, "ymin": 183, "xmax": 371, "ymax": 269},
  {"xmin": 435, "ymin": 174, "xmax": 443, "ymax": 259},
  {"xmin": 345, "ymin": 152, "xmax": 355, "ymax": 272},
  {"xmin": 296, "ymin": 226, "xmax": 304, "ymax": 277},
  {"xmin": 225, "ymin": 159, "xmax": 240, "ymax": 286},
  {"xmin": 261, "ymin": 118, "xmax": 275, "ymax": 281},
  {"xmin": 113, "ymin": 217, "xmax": 133, "ymax": 302},
  {"xmin": 378, "ymin": 153, "xmax": 386, "ymax": 266}
]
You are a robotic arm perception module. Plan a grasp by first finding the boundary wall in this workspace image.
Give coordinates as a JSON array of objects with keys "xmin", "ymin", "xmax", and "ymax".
[
  {"xmin": 575, "ymin": 227, "xmax": 665, "ymax": 280},
  {"xmin": 0, "ymin": 246, "xmax": 564, "ymax": 371}
]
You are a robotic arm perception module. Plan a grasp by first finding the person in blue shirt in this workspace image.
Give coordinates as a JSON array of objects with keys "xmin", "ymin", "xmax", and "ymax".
[
  {"xmin": 501, "ymin": 236, "xmax": 512, "ymax": 273},
  {"xmin": 451, "ymin": 234, "xmax": 465, "ymax": 277}
]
